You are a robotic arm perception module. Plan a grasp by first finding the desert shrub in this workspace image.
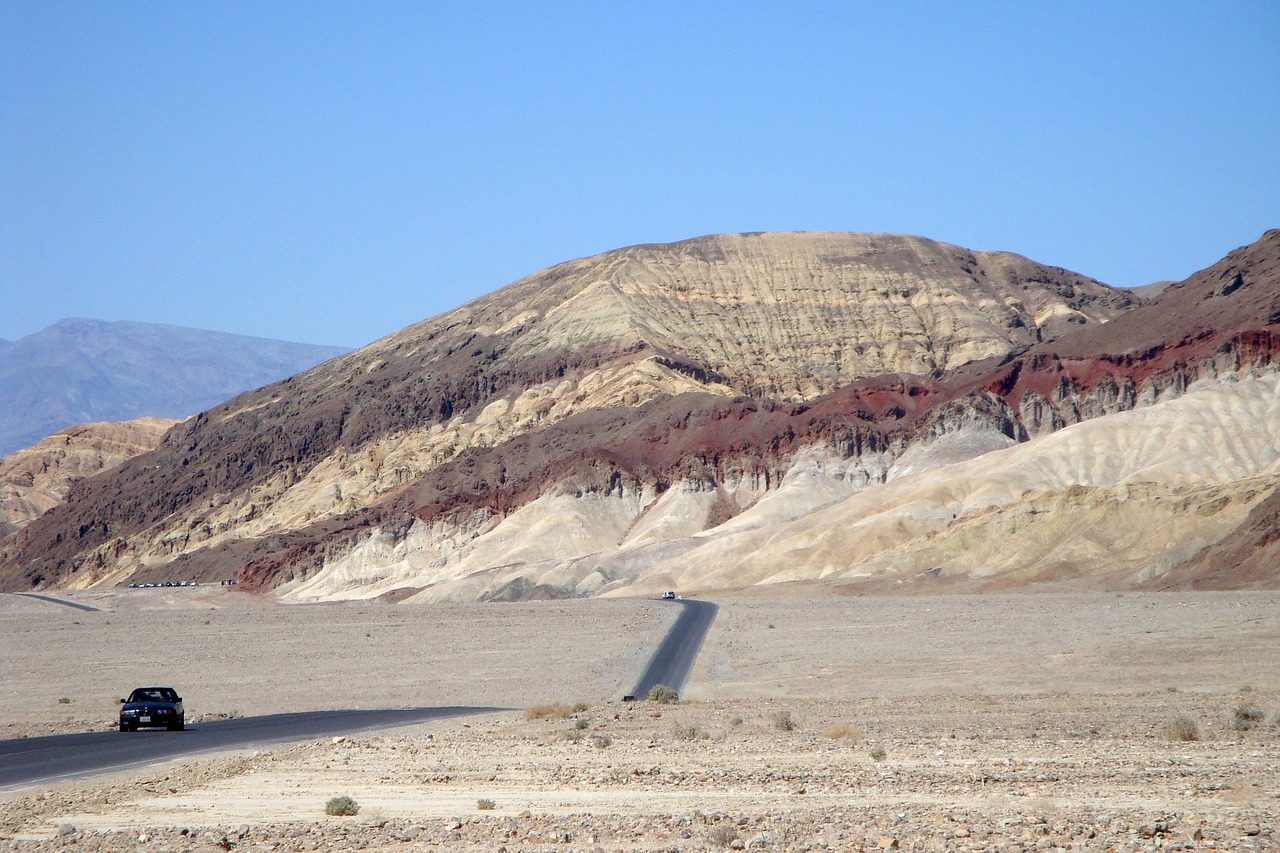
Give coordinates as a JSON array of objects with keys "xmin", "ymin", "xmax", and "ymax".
[
  {"xmin": 525, "ymin": 703, "xmax": 572, "ymax": 720},
  {"xmin": 591, "ymin": 733, "xmax": 612, "ymax": 749},
  {"xmin": 324, "ymin": 796, "xmax": 359, "ymax": 816},
  {"xmin": 1232, "ymin": 705, "xmax": 1265, "ymax": 731},
  {"xmin": 57, "ymin": 697, "xmax": 71, "ymax": 704},
  {"xmin": 1161, "ymin": 717, "xmax": 1200, "ymax": 742},
  {"xmin": 771, "ymin": 710, "xmax": 795, "ymax": 732},
  {"xmin": 674, "ymin": 724, "xmax": 705, "ymax": 741},
  {"xmin": 648, "ymin": 684, "xmax": 678, "ymax": 704},
  {"xmin": 477, "ymin": 798, "xmax": 495, "ymax": 811},
  {"xmin": 729, "ymin": 716, "xmax": 744, "ymax": 726},
  {"xmin": 561, "ymin": 729, "xmax": 583, "ymax": 742},
  {"xmin": 869, "ymin": 746, "xmax": 887, "ymax": 761},
  {"xmin": 574, "ymin": 718, "xmax": 589, "ymax": 730},
  {"xmin": 823, "ymin": 723, "xmax": 862, "ymax": 741},
  {"xmin": 708, "ymin": 824, "xmax": 738, "ymax": 848},
  {"xmin": 571, "ymin": 702, "xmax": 589, "ymax": 713}
]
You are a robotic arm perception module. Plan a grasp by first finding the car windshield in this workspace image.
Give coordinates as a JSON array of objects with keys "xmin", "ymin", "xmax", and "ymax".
[{"xmin": 128, "ymin": 688, "xmax": 177, "ymax": 703}]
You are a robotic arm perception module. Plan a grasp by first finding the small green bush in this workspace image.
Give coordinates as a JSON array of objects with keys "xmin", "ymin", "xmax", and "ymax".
[
  {"xmin": 771, "ymin": 709, "xmax": 795, "ymax": 732},
  {"xmin": 57, "ymin": 697, "xmax": 71, "ymax": 705},
  {"xmin": 648, "ymin": 684, "xmax": 678, "ymax": 704},
  {"xmin": 574, "ymin": 717, "xmax": 589, "ymax": 730},
  {"xmin": 729, "ymin": 716, "xmax": 744, "ymax": 726},
  {"xmin": 571, "ymin": 701, "xmax": 589, "ymax": 713},
  {"xmin": 324, "ymin": 796, "xmax": 359, "ymax": 816},
  {"xmin": 869, "ymin": 746, "xmax": 887, "ymax": 761}
]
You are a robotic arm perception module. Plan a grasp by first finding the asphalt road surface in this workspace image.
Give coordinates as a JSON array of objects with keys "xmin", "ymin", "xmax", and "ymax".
[
  {"xmin": 0, "ymin": 707, "xmax": 499, "ymax": 791},
  {"xmin": 14, "ymin": 593, "xmax": 101, "ymax": 612},
  {"xmin": 628, "ymin": 598, "xmax": 719, "ymax": 699}
]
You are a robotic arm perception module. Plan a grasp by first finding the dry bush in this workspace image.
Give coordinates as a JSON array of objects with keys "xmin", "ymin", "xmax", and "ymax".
[
  {"xmin": 324, "ymin": 796, "xmax": 359, "ymax": 816},
  {"xmin": 708, "ymin": 824, "xmax": 738, "ymax": 848},
  {"xmin": 1232, "ymin": 704, "xmax": 1265, "ymax": 731},
  {"xmin": 869, "ymin": 746, "xmax": 887, "ymax": 761},
  {"xmin": 525, "ymin": 703, "xmax": 572, "ymax": 720},
  {"xmin": 674, "ymin": 724, "xmax": 706, "ymax": 741},
  {"xmin": 822, "ymin": 722, "xmax": 862, "ymax": 741},
  {"xmin": 571, "ymin": 701, "xmax": 589, "ymax": 713},
  {"xmin": 771, "ymin": 709, "xmax": 796, "ymax": 732},
  {"xmin": 591, "ymin": 733, "xmax": 612, "ymax": 749},
  {"xmin": 574, "ymin": 718, "xmax": 589, "ymax": 730},
  {"xmin": 1161, "ymin": 716, "xmax": 1200, "ymax": 742},
  {"xmin": 477, "ymin": 798, "xmax": 496, "ymax": 811}
]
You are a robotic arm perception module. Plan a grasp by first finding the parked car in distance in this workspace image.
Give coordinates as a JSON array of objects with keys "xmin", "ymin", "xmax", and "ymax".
[
  {"xmin": 119, "ymin": 686, "xmax": 184, "ymax": 731},
  {"xmin": 661, "ymin": 591, "xmax": 677, "ymax": 600}
]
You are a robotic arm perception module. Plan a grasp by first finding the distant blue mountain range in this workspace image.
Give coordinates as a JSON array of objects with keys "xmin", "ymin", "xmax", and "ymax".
[{"xmin": 0, "ymin": 319, "xmax": 349, "ymax": 456}]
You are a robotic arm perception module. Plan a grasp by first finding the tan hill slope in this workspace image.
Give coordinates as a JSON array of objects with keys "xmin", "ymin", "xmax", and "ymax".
[
  {"xmin": 0, "ymin": 232, "xmax": 1133, "ymax": 592},
  {"xmin": 0, "ymin": 418, "xmax": 178, "ymax": 538}
]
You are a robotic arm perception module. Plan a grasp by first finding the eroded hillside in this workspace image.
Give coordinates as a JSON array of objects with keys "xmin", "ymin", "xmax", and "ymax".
[{"xmin": 0, "ymin": 418, "xmax": 178, "ymax": 538}]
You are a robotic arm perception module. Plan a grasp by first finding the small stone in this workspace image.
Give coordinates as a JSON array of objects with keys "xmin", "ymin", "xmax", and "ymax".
[
  {"xmin": 56, "ymin": 824, "xmax": 76, "ymax": 837},
  {"xmin": 332, "ymin": 735, "xmax": 346, "ymax": 744},
  {"xmin": 876, "ymin": 836, "xmax": 899, "ymax": 849}
]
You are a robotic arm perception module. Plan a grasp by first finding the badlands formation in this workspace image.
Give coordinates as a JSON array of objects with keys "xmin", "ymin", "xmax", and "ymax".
[
  {"xmin": 2, "ymin": 230, "xmax": 1280, "ymax": 599},
  {"xmin": 0, "ymin": 418, "xmax": 176, "ymax": 538}
]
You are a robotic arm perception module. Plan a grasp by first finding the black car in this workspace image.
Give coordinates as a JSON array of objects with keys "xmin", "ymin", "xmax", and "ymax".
[{"xmin": 119, "ymin": 686, "xmax": 184, "ymax": 731}]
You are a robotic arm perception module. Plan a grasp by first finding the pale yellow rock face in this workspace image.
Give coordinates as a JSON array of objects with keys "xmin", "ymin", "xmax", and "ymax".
[
  {"xmin": 0, "ymin": 417, "xmax": 178, "ymax": 533},
  {"xmin": 640, "ymin": 371, "xmax": 1280, "ymax": 593},
  {"xmin": 282, "ymin": 370, "xmax": 1280, "ymax": 601}
]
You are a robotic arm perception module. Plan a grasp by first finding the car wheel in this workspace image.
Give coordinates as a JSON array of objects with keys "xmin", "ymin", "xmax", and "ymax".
[
  {"xmin": 119, "ymin": 722, "xmax": 132, "ymax": 732},
  {"xmin": 168, "ymin": 721, "xmax": 184, "ymax": 731}
]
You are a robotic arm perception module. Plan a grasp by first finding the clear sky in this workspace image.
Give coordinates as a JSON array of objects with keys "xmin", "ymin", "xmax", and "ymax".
[{"xmin": 3, "ymin": 2, "xmax": 1278, "ymax": 348}]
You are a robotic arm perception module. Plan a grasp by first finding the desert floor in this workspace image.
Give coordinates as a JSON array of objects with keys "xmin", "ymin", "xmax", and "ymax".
[{"xmin": 1, "ymin": 587, "xmax": 1277, "ymax": 851}]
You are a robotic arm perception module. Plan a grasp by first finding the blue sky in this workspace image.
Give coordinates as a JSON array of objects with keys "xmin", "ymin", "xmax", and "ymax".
[{"xmin": 3, "ymin": 2, "xmax": 1278, "ymax": 349}]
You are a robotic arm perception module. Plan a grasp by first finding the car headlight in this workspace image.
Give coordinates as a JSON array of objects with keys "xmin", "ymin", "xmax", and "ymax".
[{"xmin": 121, "ymin": 709, "xmax": 139, "ymax": 716}]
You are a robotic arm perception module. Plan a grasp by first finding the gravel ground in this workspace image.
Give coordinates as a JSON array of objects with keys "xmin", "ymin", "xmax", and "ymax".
[{"xmin": 1, "ymin": 589, "xmax": 1277, "ymax": 850}]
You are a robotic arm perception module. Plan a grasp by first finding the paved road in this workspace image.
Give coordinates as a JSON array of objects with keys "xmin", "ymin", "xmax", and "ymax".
[
  {"xmin": 0, "ymin": 707, "xmax": 499, "ymax": 791},
  {"xmin": 14, "ymin": 593, "xmax": 101, "ymax": 612},
  {"xmin": 628, "ymin": 598, "xmax": 718, "ymax": 699}
]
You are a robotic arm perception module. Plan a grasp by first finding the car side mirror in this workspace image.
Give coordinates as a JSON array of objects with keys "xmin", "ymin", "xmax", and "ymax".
[{"xmin": 119, "ymin": 698, "xmax": 126, "ymax": 704}]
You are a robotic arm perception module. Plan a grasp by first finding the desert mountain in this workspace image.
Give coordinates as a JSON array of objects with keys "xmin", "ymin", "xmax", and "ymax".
[
  {"xmin": 0, "ymin": 417, "xmax": 178, "ymax": 538},
  {"xmin": 0, "ymin": 319, "xmax": 349, "ymax": 456},
  {"xmin": 8, "ymin": 230, "xmax": 1279, "ymax": 598}
]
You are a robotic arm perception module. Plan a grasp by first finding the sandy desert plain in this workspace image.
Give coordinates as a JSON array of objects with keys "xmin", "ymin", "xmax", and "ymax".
[{"xmin": 0, "ymin": 585, "xmax": 1277, "ymax": 852}]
